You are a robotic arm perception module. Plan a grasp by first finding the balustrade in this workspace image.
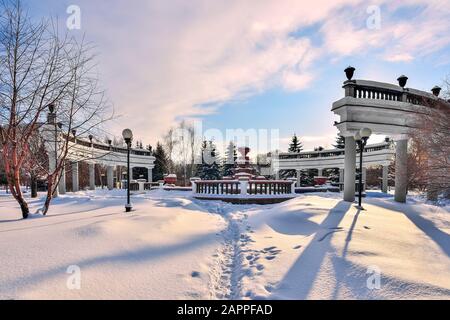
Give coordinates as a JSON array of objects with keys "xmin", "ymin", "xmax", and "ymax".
[{"xmin": 194, "ymin": 180, "xmax": 294, "ymax": 196}]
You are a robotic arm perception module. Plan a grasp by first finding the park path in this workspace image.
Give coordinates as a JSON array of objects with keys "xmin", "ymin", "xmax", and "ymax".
[{"xmin": 193, "ymin": 200, "xmax": 253, "ymax": 300}]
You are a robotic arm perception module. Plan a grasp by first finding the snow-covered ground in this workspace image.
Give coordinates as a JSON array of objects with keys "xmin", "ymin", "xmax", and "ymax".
[{"xmin": 0, "ymin": 189, "xmax": 449, "ymax": 300}]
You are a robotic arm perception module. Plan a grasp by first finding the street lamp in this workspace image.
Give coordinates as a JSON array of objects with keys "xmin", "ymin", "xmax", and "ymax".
[
  {"xmin": 354, "ymin": 128, "xmax": 372, "ymax": 210},
  {"xmin": 122, "ymin": 129, "xmax": 133, "ymax": 212}
]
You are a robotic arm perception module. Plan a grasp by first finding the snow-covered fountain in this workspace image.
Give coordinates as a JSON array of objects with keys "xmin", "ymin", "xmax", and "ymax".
[{"xmin": 191, "ymin": 147, "xmax": 296, "ymax": 204}]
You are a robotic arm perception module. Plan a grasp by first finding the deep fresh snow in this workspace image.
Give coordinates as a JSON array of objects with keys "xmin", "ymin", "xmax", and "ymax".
[{"xmin": 0, "ymin": 189, "xmax": 449, "ymax": 300}]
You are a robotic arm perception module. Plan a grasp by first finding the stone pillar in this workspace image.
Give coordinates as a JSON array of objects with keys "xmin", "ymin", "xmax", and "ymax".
[
  {"xmin": 59, "ymin": 166, "xmax": 66, "ymax": 195},
  {"xmin": 344, "ymin": 136, "xmax": 356, "ymax": 202},
  {"xmin": 382, "ymin": 165, "xmax": 388, "ymax": 193},
  {"xmin": 297, "ymin": 170, "xmax": 302, "ymax": 187},
  {"xmin": 239, "ymin": 177, "xmax": 249, "ymax": 195},
  {"xmin": 107, "ymin": 166, "xmax": 114, "ymax": 190},
  {"xmin": 148, "ymin": 168, "xmax": 153, "ymax": 183},
  {"xmin": 72, "ymin": 162, "xmax": 79, "ymax": 192},
  {"xmin": 395, "ymin": 139, "xmax": 408, "ymax": 203},
  {"xmin": 318, "ymin": 168, "xmax": 323, "ymax": 177},
  {"xmin": 190, "ymin": 177, "xmax": 201, "ymax": 193},
  {"xmin": 89, "ymin": 163, "xmax": 95, "ymax": 191},
  {"xmin": 288, "ymin": 178, "xmax": 297, "ymax": 194},
  {"xmin": 339, "ymin": 169, "xmax": 344, "ymax": 183},
  {"xmin": 275, "ymin": 170, "xmax": 280, "ymax": 180}
]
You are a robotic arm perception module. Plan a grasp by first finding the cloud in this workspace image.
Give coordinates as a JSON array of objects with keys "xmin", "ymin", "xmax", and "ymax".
[
  {"xmin": 46, "ymin": 0, "xmax": 450, "ymax": 145},
  {"xmin": 319, "ymin": 0, "xmax": 450, "ymax": 63},
  {"xmin": 383, "ymin": 53, "xmax": 414, "ymax": 62}
]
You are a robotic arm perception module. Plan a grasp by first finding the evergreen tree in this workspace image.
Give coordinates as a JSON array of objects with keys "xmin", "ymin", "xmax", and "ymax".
[
  {"xmin": 299, "ymin": 169, "xmax": 314, "ymax": 186},
  {"xmin": 333, "ymin": 134, "xmax": 346, "ymax": 149},
  {"xmin": 152, "ymin": 142, "xmax": 169, "ymax": 182},
  {"xmin": 196, "ymin": 141, "xmax": 221, "ymax": 180},
  {"xmin": 195, "ymin": 141, "xmax": 208, "ymax": 179},
  {"xmin": 289, "ymin": 134, "xmax": 303, "ymax": 153},
  {"xmin": 222, "ymin": 141, "xmax": 237, "ymax": 177}
]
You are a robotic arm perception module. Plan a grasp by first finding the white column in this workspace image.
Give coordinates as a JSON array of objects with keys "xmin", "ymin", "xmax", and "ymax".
[
  {"xmin": 59, "ymin": 166, "xmax": 66, "ymax": 195},
  {"xmin": 89, "ymin": 163, "xmax": 95, "ymax": 191},
  {"xmin": 318, "ymin": 168, "xmax": 323, "ymax": 177},
  {"xmin": 339, "ymin": 169, "xmax": 344, "ymax": 183},
  {"xmin": 239, "ymin": 178, "xmax": 249, "ymax": 195},
  {"xmin": 72, "ymin": 162, "xmax": 79, "ymax": 192},
  {"xmin": 382, "ymin": 165, "xmax": 388, "ymax": 193},
  {"xmin": 296, "ymin": 170, "xmax": 301, "ymax": 187},
  {"xmin": 395, "ymin": 139, "xmax": 408, "ymax": 203},
  {"xmin": 107, "ymin": 166, "xmax": 114, "ymax": 190},
  {"xmin": 288, "ymin": 178, "xmax": 297, "ymax": 194},
  {"xmin": 344, "ymin": 136, "xmax": 356, "ymax": 202},
  {"xmin": 275, "ymin": 171, "xmax": 280, "ymax": 180},
  {"xmin": 190, "ymin": 177, "xmax": 201, "ymax": 193},
  {"xmin": 148, "ymin": 168, "xmax": 153, "ymax": 183}
]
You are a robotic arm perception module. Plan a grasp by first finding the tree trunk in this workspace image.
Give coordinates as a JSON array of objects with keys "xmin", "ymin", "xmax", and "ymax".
[
  {"xmin": 31, "ymin": 175, "xmax": 38, "ymax": 198},
  {"xmin": 8, "ymin": 183, "xmax": 30, "ymax": 219},
  {"xmin": 19, "ymin": 199, "xmax": 30, "ymax": 219},
  {"xmin": 42, "ymin": 175, "xmax": 55, "ymax": 216}
]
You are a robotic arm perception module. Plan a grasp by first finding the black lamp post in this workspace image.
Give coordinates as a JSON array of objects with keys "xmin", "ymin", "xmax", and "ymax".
[
  {"xmin": 354, "ymin": 128, "xmax": 372, "ymax": 210},
  {"xmin": 122, "ymin": 129, "xmax": 133, "ymax": 212}
]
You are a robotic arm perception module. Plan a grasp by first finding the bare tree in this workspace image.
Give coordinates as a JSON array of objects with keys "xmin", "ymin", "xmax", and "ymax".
[
  {"xmin": 22, "ymin": 131, "xmax": 48, "ymax": 198},
  {"xmin": 0, "ymin": 0, "xmax": 111, "ymax": 218},
  {"xmin": 411, "ymin": 80, "xmax": 450, "ymax": 200},
  {"xmin": 187, "ymin": 123, "xmax": 198, "ymax": 179},
  {"xmin": 163, "ymin": 127, "xmax": 177, "ymax": 174}
]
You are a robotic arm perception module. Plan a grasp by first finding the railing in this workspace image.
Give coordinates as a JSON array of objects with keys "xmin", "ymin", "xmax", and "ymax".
[
  {"xmin": 344, "ymin": 80, "xmax": 439, "ymax": 107},
  {"xmin": 130, "ymin": 182, "xmax": 140, "ymax": 191},
  {"xmin": 144, "ymin": 183, "xmax": 153, "ymax": 191},
  {"xmin": 278, "ymin": 143, "xmax": 391, "ymax": 160},
  {"xmin": 194, "ymin": 180, "xmax": 295, "ymax": 196},
  {"xmin": 195, "ymin": 181, "xmax": 240, "ymax": 195},
  {"xmin": 248, "ymin": 181, "xmax": 293, "ymax": 195},
  {"xmin": 62, "ymin": 133, "xmax": 153, "ymax": 156},
  {"xmin": 355, "ymin": 85, "xmax": 402, "ymax": 102}
]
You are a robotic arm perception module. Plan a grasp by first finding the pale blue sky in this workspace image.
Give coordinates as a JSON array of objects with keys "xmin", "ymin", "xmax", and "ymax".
[{"xmin": 26, "ymin": 0, "xmax": 450, "ymax": 151}]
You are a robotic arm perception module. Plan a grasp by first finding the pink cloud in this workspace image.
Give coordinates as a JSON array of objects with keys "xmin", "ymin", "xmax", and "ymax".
[{"xmin": 62, "ymin": 0, "xmax": 450, "ymax": 144}]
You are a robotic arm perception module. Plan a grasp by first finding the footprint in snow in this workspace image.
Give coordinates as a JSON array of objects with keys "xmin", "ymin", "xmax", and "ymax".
[
  {"xmin": 265, "ymin": 285, "xmax": 275, "ymax": 293},
  {"xmin": 265, "ymin": 256, "xmax": 276, "ymax": 261},
  {"xmin": 293, "ymin": 245, "xmax": 302, "ymax": 250},
  {"xmin": 191, "ymin": 271, "xmax": 201, "ymax": 278},
  {"xmin": 256, "ymin": 264, "xmax": 265, "ymax": 271}
]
